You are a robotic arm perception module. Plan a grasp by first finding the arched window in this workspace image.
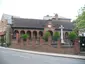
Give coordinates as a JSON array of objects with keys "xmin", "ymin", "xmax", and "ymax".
[
  {"xmin": 33, "ymin": 31, "xmax": 37, "ymax": 39},
  {"xmin": 65, "ymin": 32, "xmax": 68, "ymax": 39},
  {"xmin": 27, "ymin": 31, "xmax": 31, "ymax": 39},
  {"xmin": 20, "ymin": 30, "xmax": 25, "ymax": 38},
  {"xmin": 39, "ymin": 31, "xmax": 43, "ymax": 37},
  {"xmin": 20, "ymin": 30, "xmax": 25, "ymax": 35},
  {"xmin": 13, "ymin": 30, "xmax": 19, "ymax": 39}
]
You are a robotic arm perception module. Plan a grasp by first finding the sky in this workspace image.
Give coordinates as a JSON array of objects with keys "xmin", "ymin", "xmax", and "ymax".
[{"xmin": 0, "ymin": 0, "xmax": 85, "ymax": 20}]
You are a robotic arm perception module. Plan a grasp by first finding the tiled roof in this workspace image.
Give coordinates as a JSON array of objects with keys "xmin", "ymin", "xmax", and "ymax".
[{"xmin": 12, "ymin": 17, "xmax": 73, "ymax": 30}]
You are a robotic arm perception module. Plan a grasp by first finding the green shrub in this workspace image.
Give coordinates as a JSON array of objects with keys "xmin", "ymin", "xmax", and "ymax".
[
  {"xmin": 0, "ymin": 37, "xmax": 5, "ymax": 46},
  {"xmin": 21, "ymin": 34, "xmax": 29, "ymax": 41},
  {"xmin": 53, "ymin": 32, "xmax": 60, "ymax": 41},
  {"xmin": 43, "ymin": 31, "xmax": 51, "ymax": 42},
  {"xmin": 68, "ymin": 31, "xmax": 77, "ymax": 41}
]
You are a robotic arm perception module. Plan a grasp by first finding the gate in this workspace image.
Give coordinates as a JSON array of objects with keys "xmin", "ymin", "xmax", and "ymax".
[{"xmin": 80, "ymin": 37, "xmax": 85, "ymax": 51}]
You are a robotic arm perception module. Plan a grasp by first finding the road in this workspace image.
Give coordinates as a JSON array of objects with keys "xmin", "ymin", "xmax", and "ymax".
[{"xmin": 0, "ymin": 48, "xmax": 85, "ymax": 64}]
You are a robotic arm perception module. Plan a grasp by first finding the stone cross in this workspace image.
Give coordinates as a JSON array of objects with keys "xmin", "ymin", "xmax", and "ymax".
[{"xmin": 59, "ymin": 25, "xmax": 65, "ymax": 43}]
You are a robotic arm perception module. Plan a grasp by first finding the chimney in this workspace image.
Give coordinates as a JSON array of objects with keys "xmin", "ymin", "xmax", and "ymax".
[{"xmin": 54, "ymin": 13, "xmax": 58, "ymax": 20}]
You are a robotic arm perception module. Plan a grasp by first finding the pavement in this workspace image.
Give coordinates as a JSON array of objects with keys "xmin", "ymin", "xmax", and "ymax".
[{"xmin": 0, "ymin": 46, "xmax": 85, "ymax": 64}]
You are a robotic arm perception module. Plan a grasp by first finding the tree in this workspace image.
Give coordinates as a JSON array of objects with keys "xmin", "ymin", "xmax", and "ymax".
[
  {"xmin": 43, "ymin": 31, "xmax": 51, "ymax": 42},
  {"xmin": 21, "ymin": 34, "xmax": 29, "ymax": 41},
  {"xmin": 5, "ymin": 25, "xmax": 11, "ymax": 47},
  {"xmin": 53, "ymin": 32, "xmax": 60, "ymax": 41},
  {"xmin": 68, "ymin": 31, "xmax": 77, "ymax": 42},
  {"xmin": 73, "ymin": 5, "xmax": 85, "ymax": 30}
]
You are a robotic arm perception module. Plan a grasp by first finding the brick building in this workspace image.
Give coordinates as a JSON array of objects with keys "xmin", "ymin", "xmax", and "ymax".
[
  {"xmin": 9, "ymin": 14, "xmax": 73, "ymax": 43},
  {"xmin": 2, "ymin": 14, "xmax": 81, "ymax": 54},
  {"xmin": 1, "ymin": 13, "xmax": 73, "ymax": 42}
]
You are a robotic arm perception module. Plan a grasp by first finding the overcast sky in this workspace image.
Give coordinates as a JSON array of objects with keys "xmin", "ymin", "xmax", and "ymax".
[{"xmin": 0, "ymin": 0, "xmax": 85, "ymax": 20}]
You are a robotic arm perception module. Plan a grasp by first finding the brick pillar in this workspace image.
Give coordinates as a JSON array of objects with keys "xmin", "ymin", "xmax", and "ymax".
[
  {"xmin": 16, "ymin": 33, "xmax": 19, "ymax": 43},
  {"xmin": 37, "ymin": 31, "xmax": 39, "ymax": 44},
  {"xmin": 32, "ymin": 38, "xmax": 36, "ymax": 48},
  {"xmin": 74, "ymin": 39, "xmax": 80, "ymax": 54},
  {"xmin": 25, "ymin": 30, "xmax": 27, "ymax": 34},
  {"xmin": 26, "ymin": 38, "xmax": 29, "ymax": 47},
  {"xmin": 20, "ymin": 38, "xmax": 24, "ymax": 47},
  {"xmin": 57, "ymin": 40, "xmax": 61, "ymax": 48},
  {"xmin": 19, "ymin": 30, "xmax": 23, "ymax": 47},
  {"xmin": 37, "ymin": 31, "xmax": 39, "ymax": 38},
  {"xmin": 48, "ymin": 36, "xmax": 52, "ymax": 46},
  {"xmin": 27, "ymin": 38, "xmax": 29, "ymax": 43},
  {"xmin": 31, "ymin": 31, "xmax": 33, "ymax": 39},
  {"xmin": 40, "ymin": 37, "xmax": 44, "ymax": 45},
  {"xmin": 18, "ymin": 30, "xmax": 20, "ymax": 43}
]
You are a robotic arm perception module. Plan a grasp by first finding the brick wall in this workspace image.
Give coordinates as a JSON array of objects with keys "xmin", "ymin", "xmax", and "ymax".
[{"xmin": 10, "ymin": 38, "xmax": 80, "ymax": 54}]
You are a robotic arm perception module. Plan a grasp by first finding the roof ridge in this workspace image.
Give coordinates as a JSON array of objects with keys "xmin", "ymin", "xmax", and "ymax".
[{"xmin": 13, "ymin": 17, "xmax": 47, "ymax": 21}]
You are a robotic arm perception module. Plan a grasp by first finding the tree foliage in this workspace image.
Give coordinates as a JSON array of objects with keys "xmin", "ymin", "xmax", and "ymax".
[
  {"xmin": 6, "ymin": 25, "xmax": 11, "ymax": 47},
  {"xmin": 74, "ymin": 5, "xmax": 85, "ymax": 30},
  {"xmin": 21, "ymin": 34, "xmax": 29, "ymax": 41},
  {"xmin": 0, "ymin": 36, "xmax": 5, "ymax": 46},
  {"xmin": 68, "ymin": 31, "xmax": 77, "ymax": 41},
  {"xmin": 43, "ymin": 31, "xmax": 51, "ymax": 42},
  {"xmin": 53, "ymin": 32, "xmax": 60, "ymax": 41}
]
